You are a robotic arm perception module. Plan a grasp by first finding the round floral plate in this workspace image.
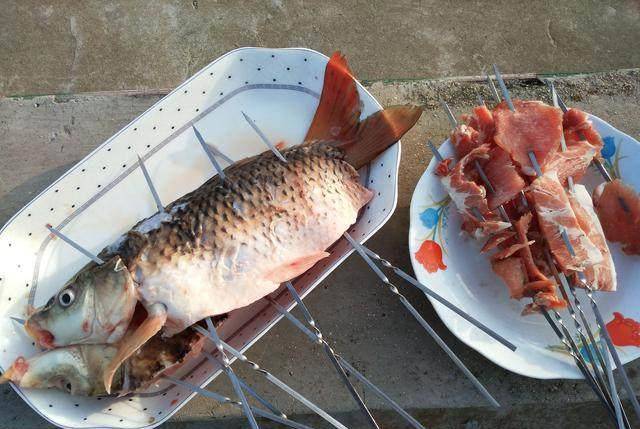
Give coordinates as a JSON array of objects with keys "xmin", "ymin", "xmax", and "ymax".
[{"xmin": 409, "ymin": 114, "xmax": 640, "ymax": 379}]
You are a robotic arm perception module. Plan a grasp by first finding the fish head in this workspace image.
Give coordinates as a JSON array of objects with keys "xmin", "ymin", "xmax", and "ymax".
[
  {"xmin": 25, "ymin": 256, "xmax": 138, "ymax": 348},
  {"xmin": 0, "ymin": 345, "xmax": 119, "ymax": 396}
]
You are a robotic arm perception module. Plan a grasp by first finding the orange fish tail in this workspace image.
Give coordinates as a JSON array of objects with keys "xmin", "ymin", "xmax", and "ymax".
[{"xmin": 305, "ymin": 51, "xmax": 422, "ymax": 169}]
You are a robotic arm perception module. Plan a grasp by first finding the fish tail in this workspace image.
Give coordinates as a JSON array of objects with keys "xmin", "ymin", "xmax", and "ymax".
[{"xmin": 304, "ymin": 51, "xmax": 422, "ymax": 169}]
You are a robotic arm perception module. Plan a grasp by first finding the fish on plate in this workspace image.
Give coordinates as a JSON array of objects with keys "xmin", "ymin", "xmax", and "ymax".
[{"xmin": 21, "ymin": 52, "xmax": 423, "ymax": 393}]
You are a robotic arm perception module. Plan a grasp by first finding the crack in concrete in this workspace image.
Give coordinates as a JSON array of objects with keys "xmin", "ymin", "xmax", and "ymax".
[
  {"xmin": 66, "ymin": 16, "xmax": 82, "ymax": 93},
  {"xmin": 546, "ymin": 18, "xmax": 557, "ymax": 49}
]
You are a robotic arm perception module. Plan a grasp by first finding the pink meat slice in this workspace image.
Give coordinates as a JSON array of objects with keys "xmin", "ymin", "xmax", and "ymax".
[
  {"xmin": 593, "ymin": 179, "xmax": 640, "ymax": 255},
  {"xmin": 439, "ymin": 145, "xmax": 491, "ymax": 217},
  {"xmin": 493, "ymin": 100, "xmax": 563, "ymax": 176},
  {"xmin": 463, "ymin": 105, "xmax": 495, "ymax": 145},
  {"xmin": 529, "ymin": 171, "xmax": 603, "ymax": 272},
  {"xmin": 484, "ymin": 146, "xmax": 526, "ymax": 210},
  {"xmin": 481, "ymin": 230, "xmax": 516, "ymax": 253},
  {"xmin": 563, "ymin": 108, "xmax": 604, "ymax": 153},
  {"xmin": 568, "ymin": 185, "xmax": 616, "ymax": 291},
  {"xmin": 492, "ymin": 257, "xmax": 527, "ymax": 299},
  {"xmin": 451, "ymin": 124, "xmax": 480, "ymax": 160},
  {"xmin": 461, "ymin": 213, "xmax": 511, "ymax": 239},
  {"xmin": 545, "ymin": 140, "xmax": 597, "ymax": 187}
]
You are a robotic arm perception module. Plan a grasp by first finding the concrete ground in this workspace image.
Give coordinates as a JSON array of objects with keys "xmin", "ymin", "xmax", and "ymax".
[
  {"xmin": 2, "ymin": 1, "xmax": 640, "ymax": 96},
  {"xmin": 1, "ymin": 2, "xmax": 640, "ymax": 428}
]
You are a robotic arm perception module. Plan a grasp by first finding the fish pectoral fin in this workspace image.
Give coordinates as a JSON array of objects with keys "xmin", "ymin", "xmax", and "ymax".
[
  {"xmin": 103, "ymin": 303, "xmax": 167, "ymax": 394},
  {"xmin": 265, "ymin": 251, "xmax": 330, "ymax": 283}
]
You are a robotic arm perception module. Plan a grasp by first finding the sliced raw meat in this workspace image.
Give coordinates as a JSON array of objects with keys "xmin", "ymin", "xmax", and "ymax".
[
  {"xmin": 483, "ymin": 146, "xmax": 526, "ymax": 210},
  {"xmin": 593, "ymin": 179, "xmax": 640, "ymax": 255},
  {"xmin": 462, "ymin": 105, "xmax": 495, "ymax": 145},
  {"xmin": 494, "ymin": 100, "xmax": 563, "ymax": 176},
  {"xmin": 461, "ymin": 215, "xmax": 511, "ymax": 239},
  {"xmin": 481, "ymin": 230, "xmax": 516, "ymax": 253},
  {"xmin": 529, "ymin": 171, "xmax": 603, "ymax": 272},
  {"xmin": 514, "ymin": 213, "xmax": 549, "ymax": 282},
  {"xmin": 522, "ymin": 290, "xmax": 567, "ymax": 315},
  {"xmin": 451, "ymin": 124, "xmax": 480, "ymax": 160},
  {"xmin": 434, "ymin": 158, "xmax": 453, "ymax": 177},
  {"xmin": 491, "ymin": 240, "xmax": 536, "ymax": 261},
  {"xmin": 563, "ymin": 108, "xmax": 604, "ymax": 152},
  {"xmin": 568, "ymin": 185, "xmax": 616, "ymax": 291},
  {"xmin": 439, "ymin": 145, "xmax": 490, "ymax": 217},
  {"xmin": 492, "ymin": 257, "xmax": 527, "ymax": 299},
  {"xmin": 546, "ymin": 140, "xmax": 596, "ymax": 187}
]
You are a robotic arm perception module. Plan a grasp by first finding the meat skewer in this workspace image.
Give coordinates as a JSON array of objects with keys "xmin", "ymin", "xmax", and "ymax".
[
  {"xmin": 493, "ymin": 63, "xmax": 637, "ymax": 424},
  {"xmin": 491, "ymin": 67, "xmax": 631, "ymax": 426},
  {"xmin": 549, "ymin": 87, "xmax": 613, "ymax": 183},
  {"xmin": 344, "ymin": 232, "xmax": 501, "ymax": 408},
  {"xmin": 437, "ymin": 86, "xmax": 628, "ymax": 423},
  {"xmin": 427, "ymin": 138, "xmax": 616, "ymax": 416}
]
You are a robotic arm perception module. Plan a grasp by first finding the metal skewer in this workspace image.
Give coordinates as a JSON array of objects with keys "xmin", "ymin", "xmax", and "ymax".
[
  {"xmin": 241, "ymin": 111, "xmax": 288, "ymax": 163},
  {"xmin": 269, "ymin": 293, "xmax": 427, "ymax": 429},
  {"xmin": 343, "ymin": 232, "xmax": 500, "ymax": 408},
  {"xmin": 137, "ymin": 155, "xmax": 164, "ymax": 213},
  {"xmin": 485, "ymin": 73, "xmax": 501, "ymax": 105},
  {"xmin": 45, "ymin": 224, "xmax": 104, "ymax": 264},
  {"xmin": 164, "ymin": 376, "xmax": 314, "ymax": 429},
  {"xmin": 10, "ymin": 317, "xmax": 26, "ymax": 325},
  {"xmin": 192, "ymin": 324, "xmax": 348, "ymax": 429},
  {"xmin": 282, "ymin": 282, "xmax": 382, "ymax": 429},
  {"xmin": 192, "ymin": 125, "xmax": 229, "ymax": 181},
  {"xmin": 203, "ymin": 318, "xmax": 259, "ymax": 429},
  {"xmin": 559, "ymin": 228, "xmax": 640, "ymax": 422}
]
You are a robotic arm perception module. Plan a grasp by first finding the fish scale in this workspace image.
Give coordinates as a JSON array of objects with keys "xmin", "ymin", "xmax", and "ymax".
[{"xmin": 102, "ymin": 141, "xmax": 371, "ymax": 336}]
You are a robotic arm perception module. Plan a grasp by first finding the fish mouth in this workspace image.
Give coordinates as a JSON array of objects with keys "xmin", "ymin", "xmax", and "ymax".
[{"xmin": 24, "ymin": 321, "xmax": 55, "ymax": 349}]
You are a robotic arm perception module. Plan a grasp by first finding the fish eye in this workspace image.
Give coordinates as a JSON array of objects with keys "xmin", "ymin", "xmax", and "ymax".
[
  {"xmin": 58, "ymin": 288, "xmax": 75, "ymax": 307},
  {"xmin": 65, "ymin": 382, "xmax": 72, "ymax": 392}
]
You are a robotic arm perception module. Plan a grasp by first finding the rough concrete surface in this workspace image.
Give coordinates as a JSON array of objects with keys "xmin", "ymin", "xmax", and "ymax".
[
  {"xmin": 2, "ymin": 1, "xmax": 640, "ymax": 96},
  {"xmin": 1, "ymin": 71, "xmax": 639, "ymax": 428}
]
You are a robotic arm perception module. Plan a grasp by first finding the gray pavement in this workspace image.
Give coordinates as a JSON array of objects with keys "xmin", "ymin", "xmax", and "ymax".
[
  {"xmin": 1, "ymin": 71, "xmax": 639, "ymax": 428},
  {"xmin": 2, "ymin": 1, "xmax": 640, "ymax": 96}
]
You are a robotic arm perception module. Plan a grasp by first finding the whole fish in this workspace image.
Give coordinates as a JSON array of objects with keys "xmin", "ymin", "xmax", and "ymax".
[
  {"xmin": 24, "ymin": 52, "xmax": 422, "ymax": 393},
  {"xmin": 1, "ymin": 323, "xmax": 205, "ymax": 396}
]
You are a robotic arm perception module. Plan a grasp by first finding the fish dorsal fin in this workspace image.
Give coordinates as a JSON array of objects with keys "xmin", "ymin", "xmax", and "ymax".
[
  {"xmin": 103, "ymin": 303, "xmax": 167, "ymax": 394},
  {"xmin": 304, "ymin": 52, "xmax": 361, "ymax": 143},
  {"xmin": 304, "ymin": 51, "xmax": 423, "ymax": 169}
]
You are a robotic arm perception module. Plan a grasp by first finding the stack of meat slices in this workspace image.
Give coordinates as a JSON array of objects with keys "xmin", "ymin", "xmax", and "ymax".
[{"xmin": 435, "ymin": 100, "xmax": 628, "ymax": 315}]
